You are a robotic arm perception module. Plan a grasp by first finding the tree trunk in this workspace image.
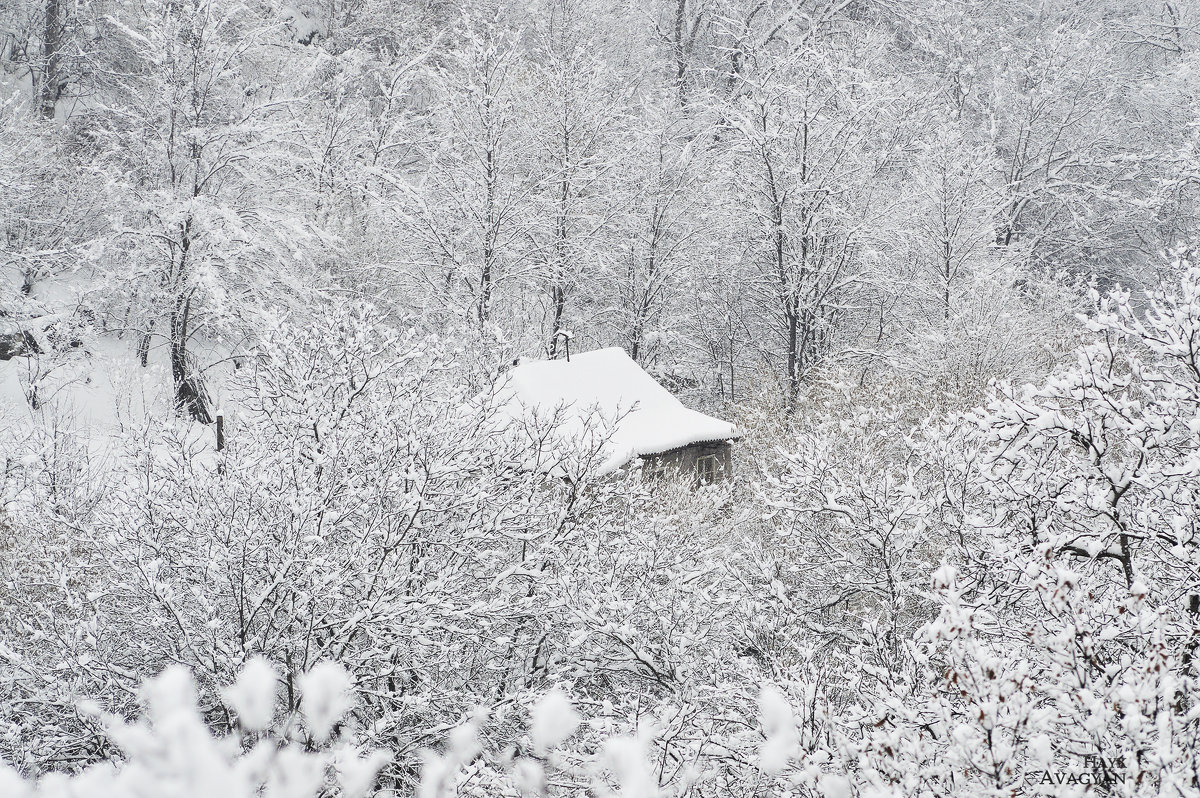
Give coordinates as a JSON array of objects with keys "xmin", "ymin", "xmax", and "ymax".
[
  {"xmin": 168, "ymin": 295, "xmax": 210, "ymax": 423},
  {"xmin": 548, "ymin": 129, "xmax": 571, "ymax": 358},
  {"xmin": 549, "ymin": 284, "xmax": 567, "ymax": 357},
  {"xmin": 479, "ymin": 140, "xmax": 497, "ymax": 329},
  {"xmin": 781, "ymin": 222, "xmax": 799, "ymax": 411},
  {"xmin": 672, "ymin": 0, "xmax": 688, "ymax": 106},
  {"xmin": 38, "ymin": 0, "xmax": 62, "ymax": 120},
  {"xmin": 629, "ymin": 230, "xmax": 659, "ymax": 363},
  {"xmin": 942, "ymin": 240, "xmax": 952, "ymax": 321},
  {"xmin": 137, "ymin": 328, "xmax": 152, "ymax": 367},
  {"xmin": 169, "ymin": 218, "xmax": 212, "ymax": 423},
  {"xmin": 763, "ymin": 146, "xmax": 799, "ymax": 411}
]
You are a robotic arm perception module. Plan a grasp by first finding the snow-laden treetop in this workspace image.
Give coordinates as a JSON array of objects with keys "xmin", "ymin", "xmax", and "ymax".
[{"xmin": 492, "ymin": 347, "xmax": 740, "ymax": 475}]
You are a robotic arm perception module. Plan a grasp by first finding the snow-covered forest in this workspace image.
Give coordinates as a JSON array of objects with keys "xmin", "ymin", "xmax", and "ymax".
[{"xmin": 3, "ymin": 0, "xmax": 1200, "ymax": 795}]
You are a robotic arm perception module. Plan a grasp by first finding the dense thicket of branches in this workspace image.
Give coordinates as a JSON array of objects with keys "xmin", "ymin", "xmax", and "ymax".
[
  {"xmin": 3, "ymin": 1, "xmax": 1200, "ymax": 797},
  {"xmin": 4, "ymin": 0, "xmax": 1197, "ymax": 409}
]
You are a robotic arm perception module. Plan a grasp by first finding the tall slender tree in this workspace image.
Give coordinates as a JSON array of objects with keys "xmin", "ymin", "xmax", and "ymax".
[{"xmin": 95, "ymin": 0, "xmax": 319, "ymax": 420}]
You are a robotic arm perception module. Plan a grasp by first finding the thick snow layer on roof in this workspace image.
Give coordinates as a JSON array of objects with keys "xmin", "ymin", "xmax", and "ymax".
[{"xmin": 492, "ymin": 347, "xmax": 740, "ymax": 475}]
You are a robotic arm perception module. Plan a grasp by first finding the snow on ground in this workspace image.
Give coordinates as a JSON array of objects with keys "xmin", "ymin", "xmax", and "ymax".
[
  {"xmin": 1, "ymin": 259, "xmax": 239, "ymax": 441},
  {"xmin": 0, "ymin": 329, "xmax": 236, "ymax": 477}
]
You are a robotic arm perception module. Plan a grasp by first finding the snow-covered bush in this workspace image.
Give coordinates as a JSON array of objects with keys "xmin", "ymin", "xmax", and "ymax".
[
  {"xmin": 7, "ymin": 267, "xmax": 1200, "ymax": 797},
  {"xmin": 725, "ymin": 266, "xmax": 1200, "ymax": 797},
  {"xmin": 0, "ymin": 303, "xmax": 775, "ymax": 793},
  {"xmin": 836, "ymin": 266, "xmax": 1200, "ymax": 796},
  {"xmin": 4, "ymin": 631, "xmax": 438, "ymax": 798},
  {"xmin": 0, "ymin": 659, "xmax": 384, "ymax": 798},
  {"xmin": 0, "ymin": 662, "xmax": 864, "ymax": 798}
]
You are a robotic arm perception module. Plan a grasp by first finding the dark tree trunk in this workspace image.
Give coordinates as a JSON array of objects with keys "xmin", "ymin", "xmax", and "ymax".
[
  {"xmin": 479, "ymin": 139, "xmax": 497, "ymax": 329},
  {"xmin": 672, "ymin": 0, "xmax": 688, "ymax": 106},
  {"xmin": 549, "ymin": 283, "xmax": 567, "ymax": 357},
  {"xmin": 548, "ymin": 130, "xmax": 571, "ymax": 358},
  {"xmin": 38, "ymin": 0, "xmax": 62, "ymax": 120},
  {"xmin": 943, "ymin": 240, "xmax": 952, "ymax": 321},
  {"xmin": 169, "ymin": 295, "xmax": 211, "ymax": 423},
  {"xmin": 629, "ymin": 195, "xmax": 664, "ymax": 364},
  {"xmin": 762, "ymin": 143, "xmax": 800, "ymax": 412},
  {"xmin": 780, "ymin": 211, "xmax": 799, "ymax": 412},
  {"xmin": 137, "ymin": 328, "xmax": 152, "ymax": 367},
  {"xmin": 169, "ymin": 218, "xmax": 212, "ymax": 423},
  {"xmin": 0, "ymin": 330, "xmax": 43, "ymax": 361}
]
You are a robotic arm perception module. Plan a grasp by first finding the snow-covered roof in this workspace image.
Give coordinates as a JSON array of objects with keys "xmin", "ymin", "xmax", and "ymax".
[{"xmin": 491, "ymin": 347, "xmax": 740, "ymax": 475}]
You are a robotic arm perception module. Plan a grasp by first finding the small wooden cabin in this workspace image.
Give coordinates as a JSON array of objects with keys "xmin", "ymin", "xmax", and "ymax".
[
  {"xmin": 492, "ymin": 347, "xmax": 740, "ymax": 484},
  {"xmin": 642, "ymin": 439, "xmax": 735, "ymax": 485}
]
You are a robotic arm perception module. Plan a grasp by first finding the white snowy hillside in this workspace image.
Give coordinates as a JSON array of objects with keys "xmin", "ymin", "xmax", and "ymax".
[
  {"xmin": 0, "ymin": 265, "xmax": 238, "ymax": 445},
  {"xmin": 491, "ymin": 347, "xmax": 740, "ymax": 474}
]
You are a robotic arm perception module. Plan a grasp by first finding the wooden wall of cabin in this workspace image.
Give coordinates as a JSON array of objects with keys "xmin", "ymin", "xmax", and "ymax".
[{"xmin": 642, "ymin": 441, "xmax": 733, "ymax": 484}]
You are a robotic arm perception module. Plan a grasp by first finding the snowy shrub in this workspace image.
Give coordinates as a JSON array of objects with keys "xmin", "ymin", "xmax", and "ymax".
[
  {"xmin": 6, "ymin": 268, "xmax": 1200, "ymax": 797},
  {"xmin": 1, "ymin": 666, "xmax": 827, "ymax": 798},
  {"xmin": 726, "ymin": 266, "xmax": 1200, "ymax": 797},
  {"xmin": 0, "ymin": 660, "xmax": 387, "ymax": 798},
  {"xmin": 9, "ymin": 0, "xmax": 1200, "ymax": 794},
  {"xmin": 838, "ymin": 266, "xmax": 1200, "ymax": 796},
  {"xmin": 0, "ymin": 304, "xmax": 774, "ymax": 793}
]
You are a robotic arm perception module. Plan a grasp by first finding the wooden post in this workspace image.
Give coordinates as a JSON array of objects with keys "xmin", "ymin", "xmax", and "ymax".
[{"xmin": 216, "ymin": 414, "xmax": 226, "ymax": 475}]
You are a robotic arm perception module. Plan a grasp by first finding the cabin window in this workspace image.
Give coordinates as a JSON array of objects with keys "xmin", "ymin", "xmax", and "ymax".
[
  {"xmin": 696, "ymin": 454, "xmax": 718, "ymax": 484},
  {"xmin": 644, "ymin": 457, "xmax": 668, "ymax": 481}
]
